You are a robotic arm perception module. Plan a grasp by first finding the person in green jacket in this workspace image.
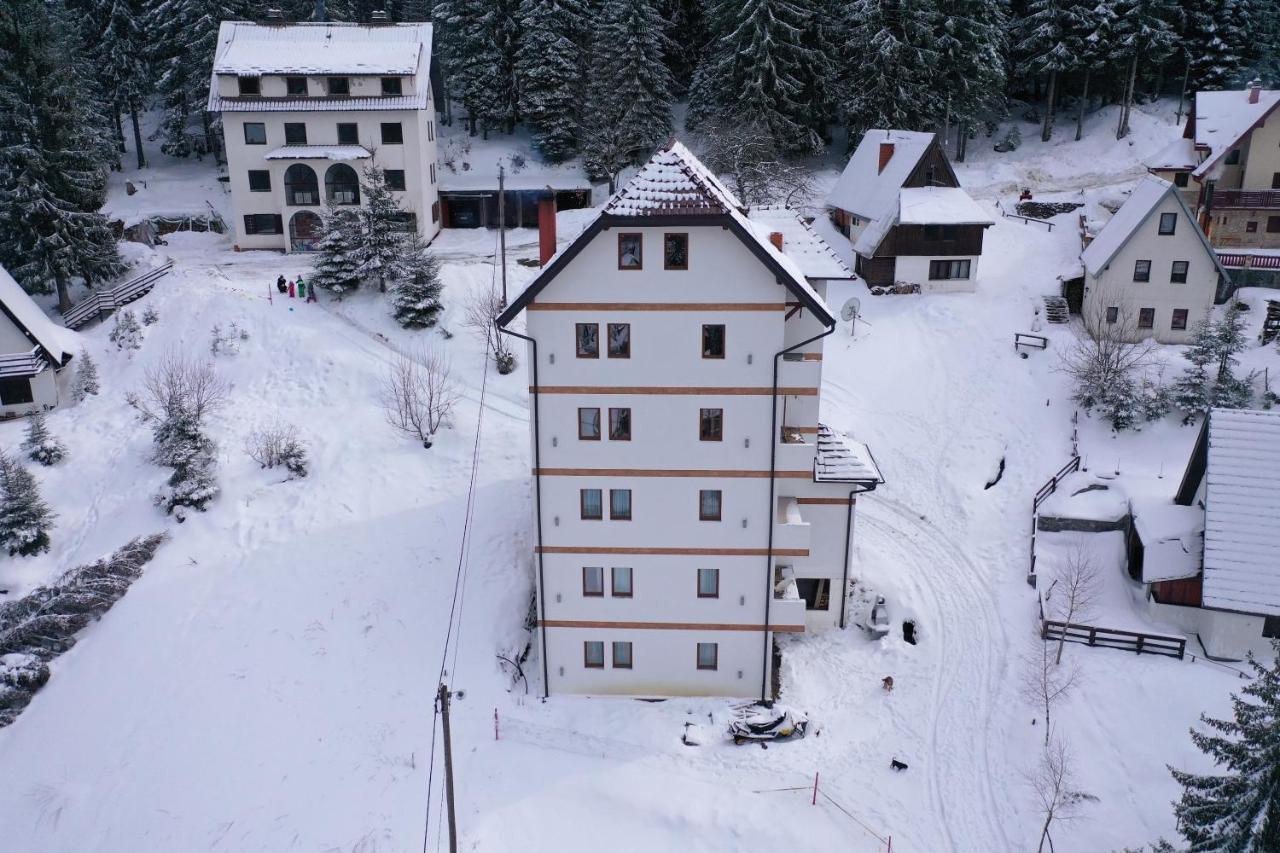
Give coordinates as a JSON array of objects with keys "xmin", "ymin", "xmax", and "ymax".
[{"xmin": 296, "ymin": 275, "xmax": 307, "ymax": 300}]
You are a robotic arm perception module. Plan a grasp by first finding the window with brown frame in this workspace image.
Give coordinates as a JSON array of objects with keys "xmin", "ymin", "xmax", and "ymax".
[
  {"xmin": 581, "ymin": 489, "xmax": 603, "ymax": 520},
  {"xmin": 582, "ymin": 566, "xmax": 604, "ymax": 596},
  {"xmin": 578, "ymin": 407, "xmax": 601, "ymax": 440},
  {"xmin": 607, "ymin": 323, "xmax": 630, "ymax": 358},
  {"xmin": 612, "ymin": 641, "xmax": 633, "ymax": 669},
  {"xmin": 610, "ymin": 489, "xmax": 632, "ymax": 520},
  {"xmin": 609, "ymin": 407, "xmax": 631, "ymax": 440},
  {"xmin": 696, "ymin": 642, "xmax": 718, "ymax": 671},
  {"xmin": 664, "ymin": 233, "xmax": 689, "ymax": 269},
  {"xmin": 1170, "ymin": 261, "xmax": 1189, "ymax": 283},
  {"xmin": 699, "ymin": 408, "xmax": 723, "ymax": 441},
  {"xmin": 699, "ymin": 490, "xmax": 722, "ymax": 521},
  {"xmin": 576, "ymin": 323, "xmax": 599, "ymax": 358},
  {"xmin": 702, "ymin": 324, "xmax": 725, "ymax": 358},
  {"xmin": 1138, "ymin": 307, "xmax": 1155, "ymax": 329},
  {"xmin": 584, "ymin": 641, "xmax": 605, "ymax": 668},
  {"xmin": 1171, "ymin": 308, "xmax": 1189, "ymax": 331},
  {"xmin": 618, "ymin": 233, "xmax": 642, "ymax": 269},
  {"xmin": 611, "ymin": 566, "xmax": 633, "ymax": 597},
  {"xmin": 697, "ymin": 568, "xmax": 719, "ymax": 598}
]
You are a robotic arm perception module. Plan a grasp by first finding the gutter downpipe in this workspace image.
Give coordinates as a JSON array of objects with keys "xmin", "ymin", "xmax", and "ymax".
[
  {"xmin": 761, "ymin": 321, "xmax": 836, "ymax": 702},
  {"xmin": 840, "ymin": 489, "xmax": 856, "ymax": 630},
  {"xmin": 499, "ymin": 323, "xmax": 551, "ymax": 700}
]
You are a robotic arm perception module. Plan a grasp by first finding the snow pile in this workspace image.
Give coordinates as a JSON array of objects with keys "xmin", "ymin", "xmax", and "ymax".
[
  {"xmin": 263, "ymin": 145, "xmax": 371, "ymax": 161},
  {"xmin": 1037, "ymin": 472, "xmax": 1130, "ymax": 522}
]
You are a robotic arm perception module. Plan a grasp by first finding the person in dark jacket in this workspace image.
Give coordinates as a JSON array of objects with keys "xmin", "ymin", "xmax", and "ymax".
[{"xmin": 276, "ymin": 275, "xmax": 287, "ymax": 294}]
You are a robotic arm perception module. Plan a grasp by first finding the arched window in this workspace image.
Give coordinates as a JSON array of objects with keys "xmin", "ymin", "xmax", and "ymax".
[
  {"xmin": 284, "ymin": 164, "xmax": 319, "ymax": 206},
  {"xmin": 325, "ymin": 163, "xmax": 360, "ymax": 205},
  {"xmin": 289, "ymin": 210, "xmax": 323, "ymax": 252}
]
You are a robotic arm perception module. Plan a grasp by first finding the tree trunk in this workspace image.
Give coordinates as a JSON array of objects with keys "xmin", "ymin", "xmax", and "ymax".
[
  {"xmin": 1118, "ymin": 54, "xmax": 1139, "ymax": 140},
  {"xmin": 1038, "ymin": 814, "xmax": 1053, "ymax": 853},
  {"xmin": 55, "ymin": 273, "xmax": 71, "ymax": 314},
  {"xmin": 130, "ymin": 104, "xmax": 146, "ymax": 170},
  {"xmin": 956, "ymin": 122, "xmax": 968, "ymax": 163},
  {"xmin": 1041, "ymin": 71, "xmax": 1058, "ymax": 142},
  {"xmin": 112, "ymin": 108, "xmax": 125, "ymax": 170},
  {"xmin": 1075, "ymin": 70, "xmax": 1091, "ymax": 141},
  {"xmin": 201, "ymin": 111, "xmax": 215, "ymax": 160}
]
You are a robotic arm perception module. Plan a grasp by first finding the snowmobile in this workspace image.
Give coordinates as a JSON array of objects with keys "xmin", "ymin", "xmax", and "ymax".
[{"xmin": 728, "ymin": 707, "xmax": 808, "ymax": 745}]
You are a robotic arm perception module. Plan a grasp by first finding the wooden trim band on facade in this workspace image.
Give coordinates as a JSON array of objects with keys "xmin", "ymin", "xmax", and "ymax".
[
  {"xmin": 527, "ymin": 302, "xmax": 788, "ymax": 312},
  {"xmin": 534, "ymin": 468, "xmax": 814, "ymax": 479},
  {"xmin": 531, "ymin": 386, "xmax": 820, "ymax": 396},
  {"xmin": 784, "ymin": 426, "xmax": 820, "ymax": 434},
  {"xmin": 536, "ymin": 546, "xmax": 810, "ymax": 557},
  {"xmin": 801, "ymin": 352, "xmax": 823, "ymax": 361},
  {"xmin": 539, "ymin": 619, "xmax": 804, "ymax": 633},
  {"xmin": 795, "ymin": 497, "xmax": 855, "ymax": 505}
]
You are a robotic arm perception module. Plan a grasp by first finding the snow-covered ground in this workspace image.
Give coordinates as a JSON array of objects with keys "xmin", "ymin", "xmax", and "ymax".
[{"xmin": 0, "ymin": 103, "xmax": 1274, "ymax": 852}]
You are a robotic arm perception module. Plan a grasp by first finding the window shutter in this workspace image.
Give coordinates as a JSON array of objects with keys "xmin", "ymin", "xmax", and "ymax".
[{"xmin": 243, "ymin": 215, "xmax": 257, "ymax": 235}]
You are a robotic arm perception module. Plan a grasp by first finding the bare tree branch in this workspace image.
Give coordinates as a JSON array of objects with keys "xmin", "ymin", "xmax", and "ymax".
[
  {"xmin": 1027, "ymin": 736, "xmax": 1098, "ymax": 853},
  {"xmin": 464, "ymin": 287, "xmax": 516, "ymax": 374},
  {"xmin": 1021, "ymin": 626, "xmax": 1082, "ymax": 745},
  {"xmin": 1048, "ymin": 545, "xmax": 1102, "ymax": 665},
  {"xmin": 380, "ymin": 347, "xmax": 460, "ymax": 447},
  {"xmin": 127, "ymin": 350, "xmax": 228, "ymax": 425}
]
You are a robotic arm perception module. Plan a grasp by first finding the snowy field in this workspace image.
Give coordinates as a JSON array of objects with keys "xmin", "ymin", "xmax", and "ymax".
[{"xmin": 0, "ymin": 100, "xmax": 1273, "ymax": 852}]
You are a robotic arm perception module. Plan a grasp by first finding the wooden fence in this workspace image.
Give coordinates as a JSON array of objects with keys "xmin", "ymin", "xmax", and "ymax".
[
  {"xmin": 62, "ymin": 261, "xmax": 173, "ymax": 331},
  {"xmin": 1027, "ymin": 455, "xmax": 1081, "ymax": 585},
  {"xmin": 1040, "ymin": 619, "xmax": 1186, "ymax": 659}
]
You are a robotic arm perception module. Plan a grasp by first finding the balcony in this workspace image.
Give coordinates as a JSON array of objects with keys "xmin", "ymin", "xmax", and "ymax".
[
  {"xmin": 773, "ymin": 497, "xmax": 811, "ymax": 555},
  {"xmin": 771, "ymin": 568, "xmax": 806, "ymax": 631},
  {"xmin": 1211, "ymin": 189, "xmax": 1280, "ymax": 210},
  {"xmin": 777, "ymin": 355, "xmax": 821, "ymax": 393},
  {"xmin": 775, "ymin": 439, "xmax": 817, "ymax": 477}
]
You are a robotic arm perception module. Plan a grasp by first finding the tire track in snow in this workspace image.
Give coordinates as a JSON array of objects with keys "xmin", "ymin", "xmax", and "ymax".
[{"xmin": 857, "ymin": 496, "xmax": 1011, "ymax": 853}]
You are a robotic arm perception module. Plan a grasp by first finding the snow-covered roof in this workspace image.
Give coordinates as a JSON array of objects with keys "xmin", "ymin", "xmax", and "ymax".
[
  {"xmin": 1201, "ymin": 408, "xmax": 1280, "ymax": 616},
  {"xmin": 1080, "ymin": 176, "xmax": 1228, "ymax": 284},
  {"xmin": 898, "ymin": 187, "xmax": 994, "ymax": 226},
  {"xmin": 814, "ymin": 425, "xmax": 883, "ymax": 485},
  {"xmin": 747, "ymin": 207, "xmax": 853, "ymax": 280},
  {"xmin": 826, "ymin": 130, "xmax": 935, "ymax": 221},
  {"xmin": 263, "ymin": 145, "xmax": 371, "ymax": 161},
  {"xmin": 1132, "ymin": 499, "xmax": 1204, "ymax": 584},
  {"xmin": 1192, "ymin": 87, "xmax": 1280, "ymax": 179},
  {"xmin": 1037, "ymin": 473, "xmax": 1129, "ymax": 523},
  {"xmin": 212, "ymin": 21, "xmax": 430, "ymax": 76},
  {"xmin": 1147, "ymin": 136, "xmax": 1198, "ymax": 171},
  {"xmin": 0, "ymin": 265, "xmax": 75, "ymax": 365}
]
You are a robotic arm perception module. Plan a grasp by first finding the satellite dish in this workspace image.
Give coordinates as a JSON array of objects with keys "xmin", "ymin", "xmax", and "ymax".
[{"xmin": 840, "ymin": 297, "xmax": 860, "ymax": 322}]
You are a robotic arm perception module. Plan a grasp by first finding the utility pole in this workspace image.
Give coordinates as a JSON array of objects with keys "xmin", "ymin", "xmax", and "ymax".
[
  {"xmin": 498, "ymin": 165, "xmax": 508, "ymax": 306},
  {"xmin": 439, "ymin": 682, "xmax": 458, "ymax": 853}
]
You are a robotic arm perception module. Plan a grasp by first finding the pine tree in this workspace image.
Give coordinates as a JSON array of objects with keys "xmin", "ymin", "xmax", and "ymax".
[
  {"xmin": 840, "ymin": 0, "xmax": 942, "ymax": 142},
  {"xmin": 355, "ymin": 165, "xmax": 410, "ymax": 293},
  {"xmin": 579, "ymin": 0, "xmax": 674, "ymax": 190},
  {"xmin": 310, "ymin": 209, "xmax": 362, "ymax": 296},
  {"xmin": 1172, "ymin": 318, "xmax": 1218, "ymax": 417},
  {"xmin": 689, "ymin": 0, "xmax": 832, "ymax": 154},
  {"xmin": 109, "ymin": 309, "xmax": 143, "ymax": 351},
  {"xmin": 0, "ymin": 0, "xmax": 123, "ymax": 309},
  {"xmin": 660, "ymin": 0, "xmax": 710, "ymax": 94},
  {"xmin": 1170, "ymin": 639, "xmax": 1280, "ymax": 851},
  {"xmin": 22, "ymin": 413, "xmax": 67, "ymax": 467},
  {"xmin": 72, "ymin": 350, "xmax": 100, "ymax": 401},
  {"xmin": 1173, "ymin": 306, "xmax": 1255, "ymax": 417},
  {"xmin": 1016, "ymin": 0, "xmax": 1080, "ymax": 141},
  {"xmin": 1065, "ymin": 0, "xmax": 1116, "ymax": 141},
  {"xmin": 391, "ymin": 241, "xmax": 445, "ymax": 328},
  {"xmin": 151, "ymin": 403, "xmax": 219, "ymax": 516},
  {"xmin": 515, "ymin": 0, "xmax": 587, "ymax": 161},
  {"xmin": 434, "ymin": 0, "xmax": 521, "ymax": 136},
  {"xmin": 95, "ymin": 0, "xmax": 150, "ymax": 169},
  {"xmin": 1184, "ymin": 0, "xmax": 1255, "ymax": 93},
  {"xmin": 0, "ymin": 453, "xmax": 54, "ymax": 556},
  {"xmin": 1110, "ymin": 0, "xmax": 1179, "ymax": 139},
  {"xmin": 935, "ymin": 0, "xmax": 1008, "ymax": 159}
]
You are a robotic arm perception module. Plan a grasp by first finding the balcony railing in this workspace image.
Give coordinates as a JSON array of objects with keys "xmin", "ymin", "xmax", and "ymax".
[
  {"xmin": 1211, "ymin": 189, "xmax": 1280, "ymax": 210},
  {"xmin": 771, "ymin": 574, "xmax": 807, "ymax": 631}
]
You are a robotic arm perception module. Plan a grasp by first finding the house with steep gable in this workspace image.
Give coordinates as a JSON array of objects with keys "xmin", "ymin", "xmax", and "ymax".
[
  {"xmin": 0, "ymin": 265, "xmax": 74, "ymax": 416},
  {"xmin": 1080, "ymin": 175, "xmax": 1226, "ymax": 344},
  {"xmin": 826, "ymin": 129, "xmax": 993, "ymax": 292},
  {"xmin": 208, "ymin": 20, "xmax": 441, "ymax": 252},
  {"xmin": 497, "ymin": 142, "xmax": 882, "ymax": 698}
]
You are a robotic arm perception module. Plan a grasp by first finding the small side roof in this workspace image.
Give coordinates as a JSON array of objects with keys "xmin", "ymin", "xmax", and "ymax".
[
  {"xmin": 1131, "ymin": 498, "xmax": 1204, "ymax": 584},
  {"xmin": 0, "ymin": 265, "xmax": 75, "ymax": 365},
  {"xmin": 1080, "ymin": 175, "xmax": 1229, "ymax": 284},
  {"xmin": 212, "ymin": 21, "xmax": 430, "ymax": 76},
  {"xmin": 1192, "ymin": 87, "xmax": 1280, "ymax": 180},
  {"xmin": 747, "ymin": 207, "xmax": 853, "ymax": 280},
  {"xmin": 898, "ymin": 187, "xmax": 994, "ymax": 226},
  {"xmin": 263, "ymin": 145, "xmax": 371, "ymax": 161},
  {"xmin": 1201, "ymin": 408, "xmax": 1280, "ymax": 616},
  {"xmin": 825, "ymin": 129, "xmax": 935, "ymax": 221},
  {"xmin": 1147, "ymin": 136, "xmax": 1198, "ymax": 172},
  {"xmin": 814, "ymin": 425, "xmax": 883, "ymax": 487}
]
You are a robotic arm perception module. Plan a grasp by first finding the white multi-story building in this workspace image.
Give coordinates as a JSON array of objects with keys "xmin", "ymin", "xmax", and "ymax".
[
  {"xmin": 208, "ymin": 21, "xmax": 440, "ymax": 252},
  {"xmin": 497, "ymin": 143, "xmax": 883, "ymax": 698}
]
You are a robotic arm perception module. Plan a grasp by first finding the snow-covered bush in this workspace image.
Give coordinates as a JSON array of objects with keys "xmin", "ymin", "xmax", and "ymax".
[
  {"xmin": 210, "ymin": 321, "xmax": 249, "ymax": 357},
  {"xmin": 245, "ymin": 422, "xmax": 309, "ymax": 479},
  {"xmin": 994, "ymin": 125, "xmax": 1021, "ymax": 153},
  {"xmin": 391, "ymin": 241, "xmax": 444, "ymax": 329},
  {"xmin": 465, "ymin": 287, "xmax": 517, "ymax": 374},
  {"xmin": 21, "ymin": 413, "xmax": 65, "ymax": 466},
  {"xmin": 109, "ymin": 309, "xmax": 143, "ymax": 351},
  {"xmin": 72, "ymin": 350, "xmax": 100, "ymax": 400},
  {"xmin": 141, "ymin": 305, "xmax": 159, "ymax": 326},
  {"xmin": 1061, "ymin": 301, "xmax": 1162, "ymax": 431},
  {"xmin": 381, "ymin": 348, "xmax": 459, "ymax": 448},
  {"xmin": 0, "ymin": 453, "xmax": 54, "ymax": 556}
]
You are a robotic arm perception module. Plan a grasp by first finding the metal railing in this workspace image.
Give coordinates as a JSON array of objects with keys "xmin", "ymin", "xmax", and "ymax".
[
  {"xmin": 1210, "ymin": 189, "xmax": 1280, "ymax": 209},
  {"xmin": 62, "ymin": 262, "xmax": 173, "ymax": 330}
]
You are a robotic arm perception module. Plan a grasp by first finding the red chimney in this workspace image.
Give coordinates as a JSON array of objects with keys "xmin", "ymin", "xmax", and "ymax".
[
  {"xmin": 1249, "ymin": 80, "xmax": 1262, "ymax": 104},
  {"xmin": 769, "ymin": 231, "xmax": 784, "ymax": 251},
  {"xmin": 538, "ymin": 195, "xmax": 556, "ymax": 266},
  {"xmin": 878, "ymin": 142, "xmax": 895, "ymax": 173}
]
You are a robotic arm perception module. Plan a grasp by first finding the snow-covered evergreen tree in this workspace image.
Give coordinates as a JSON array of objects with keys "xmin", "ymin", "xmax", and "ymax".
[
  {"xmin": 22, "ymin": 413, "xmax": 66, "ymax": 467},
  {"xmin": 1016, "ymin": 0, "xmax": 1080, "ymax": 141},
  {"xmin": 840, "ymin": 0, "xmax": 942, "ymax": 141},
  {"xmin": 391, "ymin": 240, "xmax": 445, "ymax": 328},
  {"xmin": 515, "ymin": 0, "xmax": 587, "ymax": 161},
  {"xmin": 579, "ymin": 0, "xmax": 673, "ymax": 189},
  {"xmin": 109, "ymin": 309, "xmax": 143, "ymax": 351},
  {"xmin": 141, "ymin": 305, "xmax": 159, "ymax": 325},
  {"xmin": 72, "ymin": 350, "xmax": 100, "ymax": 401},
  {"xmin": 0, "ymin": 0, "xmax": 123, "ymax": 309},
  {"xmin": 1109, "ymin": 0, "xmax": 1179, "ymax": 139},
  {"xmin": 94, "ymin": 0, "xmax": 150, "ymax": 169},
  {"xmin": 311, "ymin": 209, "xmax": 362, "ymax": 296},
  {"xmin": 660, "ymin": 0, "xmax": 710, "ymax": 94},
  {"xmin": 934, "ymin": 0, "xmax": 1008, "ymax": 159},
  {"xmin": 151, "ymin": 402, "xmax": 219, "ymax": 517},
  {"xmin": 1064, "ymin": 0, "xmax": 1116, "ymax": 141},
  {"xmin": 689, "ymin": 0, "xmax": 832, "ymax": 154},
  {"xmin": 1170, "ymin": 639, "xmax": 1280, "ymax": 851},
  {"xmin": 0, "ymin": 453, "xmax": 54, "ymax": 556},
  {"xmin": 1183, "ymin": 0, "xmax": 1255, "ymax": 93},
  {"xmin": 434, "ymin": 0, "xmax": 521, "ymax": 136},
  {"xmin": 355, "ymin": 165, "xmax": 411, "ymax": 292},
  {"xmin": 1173, "ymin": 306, "xmax": 1255, "ymax": 417}
]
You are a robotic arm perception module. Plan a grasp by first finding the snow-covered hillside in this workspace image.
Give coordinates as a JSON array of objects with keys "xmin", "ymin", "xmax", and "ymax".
[{"xmin": 0, "ymin": 100, "xmax": 1274, "ymax": 852}]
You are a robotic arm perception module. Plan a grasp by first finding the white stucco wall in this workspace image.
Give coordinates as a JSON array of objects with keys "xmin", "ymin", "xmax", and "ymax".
[
  {"xmin": 1083, "ymin": 193, "xmax": 1217, "ymax": 344},
  {"xmin": 894, "ymin": 255, "xmax": 981, "ymax": 293}
]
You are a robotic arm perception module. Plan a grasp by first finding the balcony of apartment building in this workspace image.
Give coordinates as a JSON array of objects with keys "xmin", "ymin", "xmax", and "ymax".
[
  {"xmin": 771, "ymin": 564, "xmax": 807, "ymax": 632},
  {"xmin": 1210, "ymin": 189, "xmax": 1280, "ymax": 210}
]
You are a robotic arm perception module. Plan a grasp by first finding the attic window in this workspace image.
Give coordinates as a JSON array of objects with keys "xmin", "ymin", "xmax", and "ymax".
[
  {"xmin": 1225, "ymin": 149, "xmax": 1240, "ymax": 165},
  {"xmin": 286, "ymin": 76, "xmax": 307, "ymax": 96},
  {"xmin": 328, "ymin": 76, "xmax": 350, "ymax": 95},
  {"xmin": 664, "ymin": 233, "xmax": 688, "ymax": 270},
  {"xmin": 618, "ymin": 234, "xmax": 642, "ymax": 270},
  {"xmin": 381, "ymin": 76, "xmax": 402, "ymax": 96},
  {"xmin": 1174, "ymin": 172, "xmax": 1189, "ymax": 188},
  {"xmin": 1158, "ymin": 212, "xmax": 1177, "ymax": 235},
  {"xmin": 238, "ymin": 76, "xmax": 260, "ymax": 96}
]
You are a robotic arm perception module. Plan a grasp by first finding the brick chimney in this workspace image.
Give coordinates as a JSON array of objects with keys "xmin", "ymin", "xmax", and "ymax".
[
  {"xmin": 1249, "ymin": 79, "xmax": 1263, "ymax": 104},
  {"xmin": 769, "ymin": 231, "xmax": 784, "ymax": 252},
  {"xmin": 878, "ymin": 142, "xmax": 895, "ymax": 173},
  {"xmin": 538, "ymin": 195, "xmax": 557, "ymax": 266}
]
